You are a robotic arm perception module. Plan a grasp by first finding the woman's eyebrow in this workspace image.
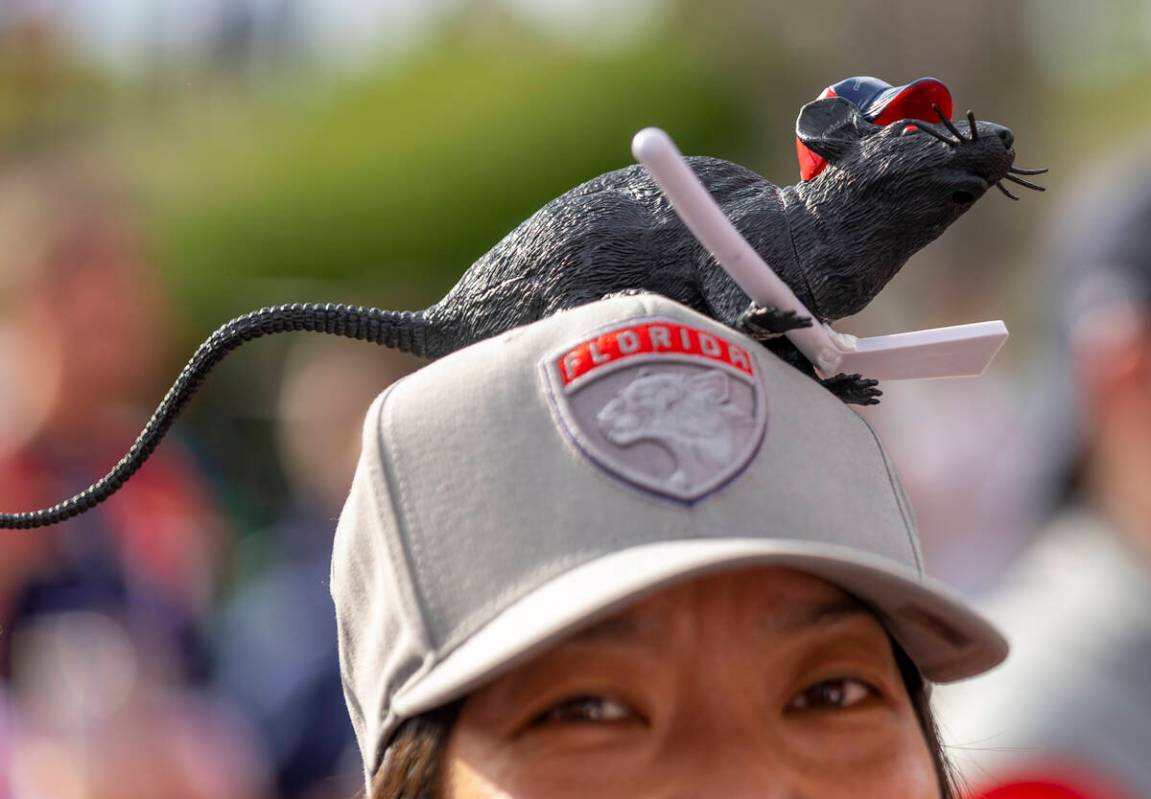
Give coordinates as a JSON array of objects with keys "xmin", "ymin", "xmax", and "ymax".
[
  {"xmin": 566, "ymin": 615, "xmax": 643, "ymax": 644},
  {"xmin": 768, "ymin": 596, "xmax": 872, "ymax": 634}
]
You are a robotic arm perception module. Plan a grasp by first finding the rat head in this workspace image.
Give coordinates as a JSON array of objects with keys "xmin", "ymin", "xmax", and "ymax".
[{"xmin": 789, "ymin": 77, "xmax": 1044, "ymax": 319}]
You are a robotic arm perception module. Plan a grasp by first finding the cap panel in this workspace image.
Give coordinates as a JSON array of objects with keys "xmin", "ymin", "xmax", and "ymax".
[
  {"xmin": 331, "ymin": 390, "xmax": 434, "ymax": 775},
  {"xmin": 865, "ymin": 414, "xmax": 924, "ymax": 573},
  {"xmin": 685, "ymin": 342, "xmax": 921, "ymax": 569}
]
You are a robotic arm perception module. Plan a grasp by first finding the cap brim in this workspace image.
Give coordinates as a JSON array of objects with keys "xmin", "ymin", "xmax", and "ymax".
[
  {"xmin": 867, "ymin": 77, "xmax": 953, "ymax": 125},
  {"xmin": 392, "ymin": 538, "xmax": 1006, "ymax": 718}
]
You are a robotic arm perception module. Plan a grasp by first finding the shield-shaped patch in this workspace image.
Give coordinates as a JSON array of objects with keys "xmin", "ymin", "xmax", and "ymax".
[{"xmin": 542, "ymin": 316, "xmax": 768, "ymax": 502}]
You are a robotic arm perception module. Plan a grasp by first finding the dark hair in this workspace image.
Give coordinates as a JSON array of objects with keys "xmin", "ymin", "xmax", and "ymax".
[
  {"xmin": 894, "ymin": 643, "xmax": 962, "ymax": 798},
  {"xmin": 367, "ymin": 640, "xmax": 959, "ymax": 799},
  {"xmin": 368, "ymin": 701, "xmax": 463, "ymax": 799}
]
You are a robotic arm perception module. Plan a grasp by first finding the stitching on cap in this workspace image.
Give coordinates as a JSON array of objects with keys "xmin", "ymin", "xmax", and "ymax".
[
  {"xmin": 857, "ymin": 413, "xmax": 923, "ymax": 575},
  {"xmin": 375, "ymin": 386, "xmax": 436, "ymax": 651}
]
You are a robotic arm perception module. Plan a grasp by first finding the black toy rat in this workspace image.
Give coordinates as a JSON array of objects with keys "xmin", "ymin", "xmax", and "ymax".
[{"xmin": 0, "ymin": 76, "xmax": 1045, "ymax": 529}]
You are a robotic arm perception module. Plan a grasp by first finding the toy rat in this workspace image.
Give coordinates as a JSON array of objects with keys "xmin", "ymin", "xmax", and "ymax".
[{"xmin": 0, "ymin": 76, "xmax": 1045, "ymax": 529}]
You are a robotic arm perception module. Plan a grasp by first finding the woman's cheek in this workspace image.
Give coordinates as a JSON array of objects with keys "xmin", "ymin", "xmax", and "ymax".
[
  {"xmin": 851, "ymin": 741, "xmax": 940, "ymax": 799},
  {"xmin": 445, "ymin": 733, "xmax": 650, "ymax": 799},
  {"xmin": 444, "ymin": 757, "xmax": 517, "ymax": 799},
  {"xmin": 787, "ymin": 718, "xmax": 940, "ymax": 797}
]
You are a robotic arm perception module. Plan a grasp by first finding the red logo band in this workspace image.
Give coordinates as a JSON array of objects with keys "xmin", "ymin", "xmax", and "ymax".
[{"xmin": 556, "ymin": 322, "xmax": 755, "ymax": 386}]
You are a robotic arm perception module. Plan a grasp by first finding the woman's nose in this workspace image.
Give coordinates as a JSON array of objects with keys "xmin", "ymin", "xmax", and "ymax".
[
  {"xmin": 666, "ymin": 759, "xmax": 798, "ymax": 799},
  {"xmin": 662, "ymin": 728, "xmax": 799, "ymax": 799}
]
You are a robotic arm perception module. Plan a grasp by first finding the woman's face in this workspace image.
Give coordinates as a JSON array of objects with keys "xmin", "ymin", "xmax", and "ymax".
[{"xmin": 444, "ymin": 566, "xmax": 938, "ymax": 798}]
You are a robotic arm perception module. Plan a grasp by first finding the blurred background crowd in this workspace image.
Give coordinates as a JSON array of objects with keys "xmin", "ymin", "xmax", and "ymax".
[{"xmin": 0, "ymin": 0, "xmax": 1148, "ymax": 797}]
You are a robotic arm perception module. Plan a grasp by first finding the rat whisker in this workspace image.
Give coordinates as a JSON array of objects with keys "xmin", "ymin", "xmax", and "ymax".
[
  {"xmin": 1009, "ymin": 165, "xmax": 1049, "ymax": 176},
  {"xmin": 966, "ymin": 110, "xmax": 979, "ymax": 141},
  {"xmin": 1003, "ymin": 173, "xmax": 1046, "ymax": 192},
  {"xmin": 933, "ymin": 103, "xmax": 968, "ymax": 142},
  {"xmin": 918, "ymin": 123, "xmax": 959, "ymax": 147},
  {"xmin": 995, "ymin": 182, "xmax": 1020, "ymax": 201}
]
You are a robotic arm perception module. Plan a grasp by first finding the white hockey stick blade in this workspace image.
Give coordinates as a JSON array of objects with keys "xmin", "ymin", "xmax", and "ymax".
[{"xmin": 835, "ymin": 321, "xmax": 1008, "ymax": 380}]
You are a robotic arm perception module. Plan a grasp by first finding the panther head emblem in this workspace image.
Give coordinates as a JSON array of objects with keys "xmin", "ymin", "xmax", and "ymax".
[
  {"xmin": 544, "ymin": 317, "xmax": 767, "ymax": 502},
  {"xmin": 597, "ymin": 370, "xmax": 750, "ymax": 494}
]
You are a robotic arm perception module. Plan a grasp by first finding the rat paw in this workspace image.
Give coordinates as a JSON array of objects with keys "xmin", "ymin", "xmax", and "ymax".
[
  {"xmin": 820, "ymin": 373, "xmax": 883, "ymax": 406},
  {"xmin": 737, "ymin": 304, "xmax": 813, "ymax": 341}
]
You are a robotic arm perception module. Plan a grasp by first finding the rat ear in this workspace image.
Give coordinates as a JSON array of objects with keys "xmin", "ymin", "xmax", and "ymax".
[{"xmin": 795, "ymin": 96, "xmax": 871, "ymax": 162}]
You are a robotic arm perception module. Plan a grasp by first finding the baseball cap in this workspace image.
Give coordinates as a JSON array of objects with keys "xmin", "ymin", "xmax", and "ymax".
[
  {"xmin": 797, "ymin": 76, "xmax": 953, "ymax": 180},
  {"xmin": 330, "ymin": 293, "xmax": 1008, "ymax": 780}
]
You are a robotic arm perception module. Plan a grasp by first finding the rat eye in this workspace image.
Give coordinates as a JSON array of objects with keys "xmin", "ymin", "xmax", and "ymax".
[
  {"xmin": 532, "ymin": 695, "xmax": 639, "ymax": 726},
  {"xmin": 901, "ymin": 123, "xmax": 920, "ymax": 135},
  {"xmin": 787, "ymin": 678, "xmax": 875, "ymax": 711}
]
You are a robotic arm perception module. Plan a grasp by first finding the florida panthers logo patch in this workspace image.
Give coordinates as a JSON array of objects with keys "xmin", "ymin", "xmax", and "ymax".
[{"xmin": 543, "ymin": 317, "xmax": 767, "ymax": 501}]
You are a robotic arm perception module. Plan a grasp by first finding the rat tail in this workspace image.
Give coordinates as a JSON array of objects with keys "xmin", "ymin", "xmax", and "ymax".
[{"xmin": 0, "ymin": 302, "xmax": 435, "ymax": 530}]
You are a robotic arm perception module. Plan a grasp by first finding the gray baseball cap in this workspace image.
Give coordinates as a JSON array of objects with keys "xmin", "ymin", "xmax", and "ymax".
[{"xmin": 330, "ymin": 293, "xmax": 1008, "ymax": 779}]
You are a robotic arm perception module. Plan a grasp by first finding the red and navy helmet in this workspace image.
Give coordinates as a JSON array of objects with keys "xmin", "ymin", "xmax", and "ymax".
[{"xmin": 797, "ymin": 76, "xmax": 953, "ymax": 181}]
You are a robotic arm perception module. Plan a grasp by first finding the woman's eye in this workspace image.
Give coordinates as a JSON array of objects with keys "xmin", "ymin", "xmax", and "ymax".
[
  {"xmin": 532, "ymin": 695, "xmax": 637, "ymax": 726},
  {"xmin": 787, "ymin": 678, "xmax": 874, "ymax": 711}
]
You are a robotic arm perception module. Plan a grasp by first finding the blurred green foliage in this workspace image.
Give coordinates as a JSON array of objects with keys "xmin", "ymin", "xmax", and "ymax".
[
  {"xmin": 0, "ymin": 23, "xmax": 111, "ymax": 148},
  {"xmin": 139, "ymin": 36, "xmax": 743, "ymax": 324},
  {"xmin": 2, "ymin": 0, "xmax": 1135, "ymax": 527}
]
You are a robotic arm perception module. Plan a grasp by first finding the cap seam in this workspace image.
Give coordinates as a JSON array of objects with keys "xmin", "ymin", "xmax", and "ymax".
[
  {"xmin": 367, "ymin": 386, "xmax": 443, "ymax": 775},
  {"xmin": 857, "ymin": 412, "xmax": 923, "ymax": 575},
  {"xmin": 375, "ymin": 387, "xmax": 437, "ymax": 654}
]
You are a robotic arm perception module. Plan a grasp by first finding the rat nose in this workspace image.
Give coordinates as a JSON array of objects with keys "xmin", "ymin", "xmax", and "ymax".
[{"xmin": 972, "ymin": 120, "xmax": 1014, "ymax": 151}]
